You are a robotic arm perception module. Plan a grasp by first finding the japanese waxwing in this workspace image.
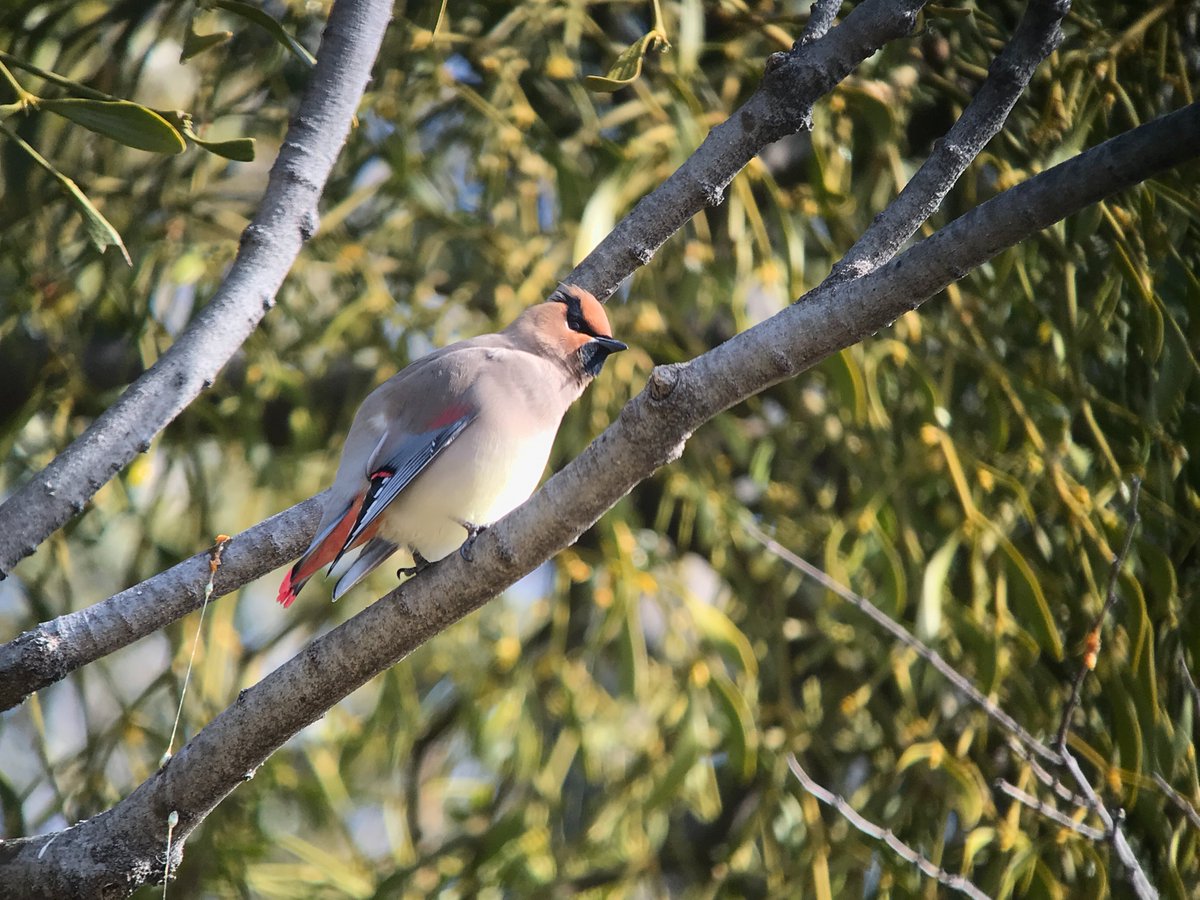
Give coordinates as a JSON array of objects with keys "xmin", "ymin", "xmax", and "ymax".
[{"xmin": 277, "ymin": 284, "xmax": 626, "ymax": 607}]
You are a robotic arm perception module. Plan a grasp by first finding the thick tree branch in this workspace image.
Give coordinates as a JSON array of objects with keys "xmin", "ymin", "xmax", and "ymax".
[
  {"xmin": 831, "ymin": 0, "xmax": 1070, "ymax": 282},
  {"xmin": 0, "ymin": 0, "xmax": 392, "ymax": 577},
  {"xmin": 0, "ymin": 496, "xmax": 324, "ymax": 710},
  {"xmin": 0, "ymin": 0, "xmax": 931, "ymax": 707},
  {"xmin": 565, "ymin": 0, "xmax": 927, "ymax": 297},
  {"xmin": 2, "ymin": 102, "xmax": 1195, "ymax": 898}
]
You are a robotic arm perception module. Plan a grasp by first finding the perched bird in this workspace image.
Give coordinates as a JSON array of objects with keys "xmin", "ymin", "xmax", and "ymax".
[{"xmin": 277, "ymin": 285, "xmax": 626, "ymax": 607}]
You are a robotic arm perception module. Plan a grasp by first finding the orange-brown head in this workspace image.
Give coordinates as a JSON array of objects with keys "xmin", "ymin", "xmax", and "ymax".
[{"xmin": 508, "ymin": 284, "xmax": 626, "ymax": 380}]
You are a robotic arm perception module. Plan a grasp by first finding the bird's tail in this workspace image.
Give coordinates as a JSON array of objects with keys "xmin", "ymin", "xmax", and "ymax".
[{"xmin": 276, "ymin": 491, "xmax": 368, "ymax": 607}]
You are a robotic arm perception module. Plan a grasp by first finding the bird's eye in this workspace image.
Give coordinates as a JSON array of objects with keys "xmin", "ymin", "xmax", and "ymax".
[{"xmin": 566, "ymin": 303, "xmax": 588, "ymax": 334}]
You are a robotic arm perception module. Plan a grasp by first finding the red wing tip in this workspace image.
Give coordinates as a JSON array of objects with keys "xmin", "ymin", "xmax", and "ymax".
[{"xmin": 276, "ymin": 571, "xmax": 298, "ymax": 608}]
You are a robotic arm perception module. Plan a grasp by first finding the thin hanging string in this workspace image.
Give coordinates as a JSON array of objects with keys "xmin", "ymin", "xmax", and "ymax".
[{"xmin": 161, "ymin": 534, "xmax": 231, "ymax": 898}]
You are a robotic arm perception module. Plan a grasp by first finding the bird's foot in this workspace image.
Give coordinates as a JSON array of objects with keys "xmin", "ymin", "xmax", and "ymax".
[
  {"xmin": 396, "ymin": 549, "xmax": 431, "ymax": 578},
  {"xmin": 458, "ymin": 521, "xmax": 488, "ymax": 562}
]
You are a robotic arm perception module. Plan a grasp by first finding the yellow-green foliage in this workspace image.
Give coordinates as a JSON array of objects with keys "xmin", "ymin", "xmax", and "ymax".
[{"xmin": 0, "ymin": 1, "xmax": 1197, "ymax": 896}]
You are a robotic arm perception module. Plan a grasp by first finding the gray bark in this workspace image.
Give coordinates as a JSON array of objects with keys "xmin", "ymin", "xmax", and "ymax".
[
  {"xmin": 0, "ymin": 0, "xmax": 393, "ymax": 577},
  {"xmin": 2, "ymin": 99, "xmax": 1196, "ymax": 898},
  {"xmin": 0, "ymin": 0, "xmax": 932, "ymax": 709}
]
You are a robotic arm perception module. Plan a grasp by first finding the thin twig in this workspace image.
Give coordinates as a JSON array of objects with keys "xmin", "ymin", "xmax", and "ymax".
[
  {"xmin": 787, "ymin": 754, "xmax": 992, "ymax": 900},
  {"xmin": 1055, "ymin": 477, "xmax": 1142, "ymax": 749},
  {"xmin": 1059, "ymin": 748, "xmax": 1158, "ymax": 900},
  {"xmin": 1152, "ymin": 773, "xmax": 1200, "ymax": 834},
  {"xmin": 995, "ymin": 779, "xmax": 1106, "ymax": 840},
  {"xmin": 745, "ymin": 521, "xmax": 1060, "ymax": 764},
  {"xmin": 1008, "ymin": 739, "xmax": 1091, "ymax": 809},
  {"xmin": 1177, "ymin": 656, "xmax": 1200, "ymax": 720}
]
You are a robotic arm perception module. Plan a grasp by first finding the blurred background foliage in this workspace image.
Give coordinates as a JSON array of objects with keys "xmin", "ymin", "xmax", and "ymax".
[{"xmin": 1, "ymin": 0, "xmax": 1198, "ymax": 896}]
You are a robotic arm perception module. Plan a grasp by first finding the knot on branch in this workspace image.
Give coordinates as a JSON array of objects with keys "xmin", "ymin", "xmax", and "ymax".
[
  {"xmin": 648, "ymin": 365, "xmax": 680, "ymax": 401},
  {"xmin": 695, "ymin": 179, "xmax": 725, "ymax": 207},
  {"xmin": 627, "ymin": 243, "xmax": 655, "ymax": 266}
]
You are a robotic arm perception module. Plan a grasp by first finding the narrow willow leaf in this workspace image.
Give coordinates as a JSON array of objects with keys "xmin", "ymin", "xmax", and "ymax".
[
  {"xmin": 999, "ymin": 534, "xmax": 1064, "ymax": 660},
  {"xmin": 646, "ymin": 698, "xmax": 702, "ymax": 807},
  {"xmin": 918, "ymin": 533, "xmax": 960, "ymax": 641},
  {"xmin": 709, "ymin": 671, "xmax": 757, "ymax": 781},
  {"xmin": 40, "ymin": 98, "xmax": 186, "ymax": 154},
  {"xmin": 58, "ymin": 172, "xmax": 132, "ymax": 264},
  {"xmin": 159, "ymin": 110, "xmax": 256, "ymax": 162},
  {"xmin": 686, "ymin": 597, "xmax": 758, "ymax": 678},
  {"xmin": 0, "ymin": 121, "xmax": 131, "ymax": 264},
  {"xmin": 213, "ymin": 0, "xmax": 316, "ymax": 67},
  {"xmin": 585, "ymin": 31, "xmax": 668, "ymax": 92}
]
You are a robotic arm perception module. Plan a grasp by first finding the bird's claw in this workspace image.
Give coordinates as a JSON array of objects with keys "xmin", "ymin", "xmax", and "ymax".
[
  {"xmin": 459, "ymin": 521, "xmax": 488, "ymax": 562},
  {"xmin": 397, "ymin": 549, "xmax": 431, "ymax": 578}
]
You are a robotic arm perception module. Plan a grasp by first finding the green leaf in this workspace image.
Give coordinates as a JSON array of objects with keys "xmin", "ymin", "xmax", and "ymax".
[
  {"xmin": 39, "ymin": 98, "xmax": 186, "ymax": 154},
  {"xmin": 181, "ymin": 20, "xmax": 233, "ymax": 61},
  {"xmin": 686, "ymin": 596, "xmax": 758, "ymax": 678},
  {"xmin": 709, "ymin": 671, "xmax": 757, "ymax": 781},
  {"xmin": 191, "ymin": 134, "xmax": 255, "ymax": 162},
  {"xmin": 0, "ymin": 120, "xmax": 131, "ymax": 264},
  {"xmin": 212, "ymin": 0, "xmax": 316, "ymax": 67},
  {"xmin": 584, "ymin": 31, "xmax": 668, "ymax": 92},
  {"xmin": 918, "ymin": 532, "xmax": 960, "ymax": 641},
  {"xmin": 160, "ymin": 110, "xmax": 256, "ymax": 162},
  {"xmin": 998, "ymin": 534, "xmax": 1063, "ymax": 660},
  {"xmin": 1111, "ymin": 672, "xmax": 1144, "ymax": 786},
  {"xmin": 183, "ymin": 123, "xmax": 255, "ymax": 161}
]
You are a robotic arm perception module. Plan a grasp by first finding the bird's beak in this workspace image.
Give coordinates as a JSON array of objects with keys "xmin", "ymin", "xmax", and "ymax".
[
  {"xmin": 591, "ymin": 335, "xmax": 627, "ymax": 354},
  {"xmin": 580, "ymin": 334, "xmax": 627, "ymax": 377}
]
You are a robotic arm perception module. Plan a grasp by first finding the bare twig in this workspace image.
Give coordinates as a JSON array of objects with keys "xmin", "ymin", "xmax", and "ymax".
[
  {"xmin": 1152, "ymin": 773, "xmax": 1200, "ymax": 834},
  {"xmin": 830, "ymin": 0, "xmax": 1070, "ymax": 284},
  {"xmin": 1055, "ymin": 477, "xmax": 1142, "ymax": 749},
  {"xmin": 995, "ymin": 779, "xmax": 1105, "ymax": 840},
  {"xmin": 788, "ymin": 754, "xmax": 992, "ymax": 900},
  {"xmin": 0, "ymin": 0, "xmax": 392, "ymax": 577},
  {"xmin": 1008, "ymin": 740, "xmax": 1090, "ymax": 808},
  {"xmin": 744, "ymin": 521, "xmax": 1061, "ymax": 764},
  {"xmin": 1177, "ymin": 656, "xmax": 1200, "ymax": 720},
  {"xmin": 1060, "ymin": 748, "xmax": 1158, "ymax": 900}
]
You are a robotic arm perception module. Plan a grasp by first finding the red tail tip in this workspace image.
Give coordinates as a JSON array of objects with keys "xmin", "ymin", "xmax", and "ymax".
[{"xmin": 277, "ymin": 570, "xmax": 298, "ymax": 608}]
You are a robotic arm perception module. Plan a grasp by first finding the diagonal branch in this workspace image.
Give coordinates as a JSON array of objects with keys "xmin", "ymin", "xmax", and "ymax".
[
  {"xmin": 830, "ymin": 0, "xmax": 1070, "ymax": 283},
  {"xmin": 0, "ymin": 0, "xmax": 932, "ymax": 708},
  {"xmin": 788, "ymin": 754, "xmax": 993, "ymax": 899},
  {"xmin": 0, "ymin": 0, "xmax": 393, "ymax": 577},
  {"xmin": 0, "ymin": 496, "xmax": 325, "ymax": 710},
  {"xmin": 995, "ymin": 779, "xmax": 1106, "ymax": 841},
  {"xmin": 565, "ymin": 0, "xmax": 927, "ymax": 296},
  {"xmin": 1, "ymin": 100, "xmax": 1195, "ymax": 898},
  {"xmin": 1060, "ymin": 748, "xmax": 1159, "ymax": 899}
]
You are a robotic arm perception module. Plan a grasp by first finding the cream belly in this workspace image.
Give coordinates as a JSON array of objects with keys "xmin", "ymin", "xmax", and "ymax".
[{"xmin": 372, "ymin": 422, "xmax": 558, "ymax": 562}]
